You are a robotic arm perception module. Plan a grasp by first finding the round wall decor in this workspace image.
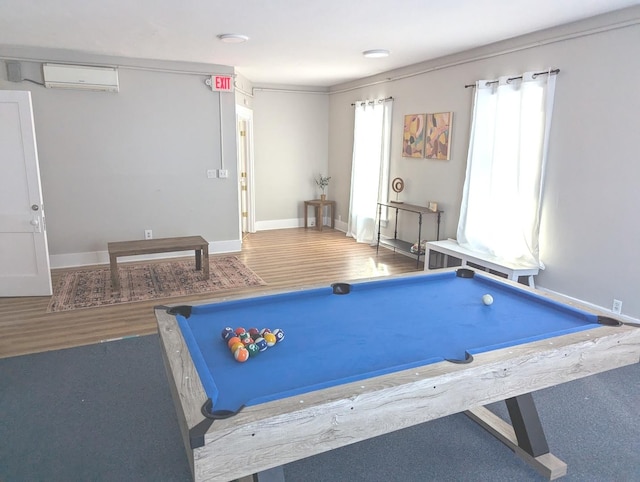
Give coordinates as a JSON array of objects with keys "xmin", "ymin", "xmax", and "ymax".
[
  {"xmin": 391, "ymin": 177, "xmax": 405, "ymax": 203},
  {"xmin": 392, "ymin": 177, "xmax": 404, "ymax": 194}
]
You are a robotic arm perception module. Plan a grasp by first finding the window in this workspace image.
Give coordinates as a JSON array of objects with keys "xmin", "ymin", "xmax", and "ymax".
[
  {"xmin": 457, "ymin": 71, "xmax": 557, "ymax": 266},
  {"xmin": 347, "ymin": 98, "xmax": 393, "ymax": 244}
]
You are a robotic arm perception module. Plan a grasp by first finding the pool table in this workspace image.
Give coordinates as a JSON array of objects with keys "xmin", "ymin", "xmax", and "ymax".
[{"xmin": 155, "ymin": 268, "xmax": 640, "ymax": 482}]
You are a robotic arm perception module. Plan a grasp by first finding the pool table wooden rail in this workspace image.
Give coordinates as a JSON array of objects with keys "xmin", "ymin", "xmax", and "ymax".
[{"xmin": 155, "ymin": 270, "xmax": 640, "ymax": 482}]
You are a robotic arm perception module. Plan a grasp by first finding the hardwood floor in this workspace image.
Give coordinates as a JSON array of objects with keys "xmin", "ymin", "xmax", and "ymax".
[{"xmin": 0, "ymin": 228, "xmax": 422, "ymax": 359}]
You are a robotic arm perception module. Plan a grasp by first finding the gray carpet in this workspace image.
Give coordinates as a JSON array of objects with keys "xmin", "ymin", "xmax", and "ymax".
[{"xmin": 1, "ymin": 335, "xmax": 638, "ymax": 482}]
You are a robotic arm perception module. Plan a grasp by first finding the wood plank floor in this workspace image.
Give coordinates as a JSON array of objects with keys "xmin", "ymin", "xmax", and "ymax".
[{"xmin": 0, "ymin": 228, "xmax": 422, "ymax": 359}]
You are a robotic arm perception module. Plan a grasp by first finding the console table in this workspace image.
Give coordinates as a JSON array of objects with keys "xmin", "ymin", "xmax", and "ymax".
[
  {"xmin": 425, "ymin": 239, "xmax": 540, "ymax": 287},
  {"xmin": 376, "ymin": 202, "xmax": 443, "ymax": 268},
  {"xmin": 304, "ymin": 199, "xmax": 336, "ymax": 231},
  {"xmin": 107, "ymin": 236, "xmax": 209, "ymax": 291}
]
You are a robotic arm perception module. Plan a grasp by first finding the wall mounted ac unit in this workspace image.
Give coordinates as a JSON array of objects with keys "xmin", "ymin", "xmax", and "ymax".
[{"xmin": 42, "ymin": 63, "xmax": 119, "ymax": 92}]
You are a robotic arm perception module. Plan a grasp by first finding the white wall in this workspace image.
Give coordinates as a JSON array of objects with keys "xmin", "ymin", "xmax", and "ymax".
[
  {"xmin": 252, "ymin": 89, "xmax": 329, "ymax": 229},
  {"xmin": 328, "ymin": 7, "xmax": 640, "ymax": 318},
  {"xmin": 0, "ymin": 52, "xmax": 239, "ymax": 267}
]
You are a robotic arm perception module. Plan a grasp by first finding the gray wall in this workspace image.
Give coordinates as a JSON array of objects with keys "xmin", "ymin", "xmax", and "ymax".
[
  {"xmin": 252, "ymin": 89, "xmax": 329, "ymax": 229},
  {"xmin": 2, "ymin": 8, "xmax": 638, "ymax": 319},
  {"xmin": 328, "ymin": 7, "xmax": 640, "ymax": 318},
  {"xmin": 0, "ymin": 51, "xmax": 239, "ymax": 267}
]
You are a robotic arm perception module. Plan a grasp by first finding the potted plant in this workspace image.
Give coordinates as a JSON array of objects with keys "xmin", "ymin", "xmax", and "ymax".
[{"xmin": 315, "ymin": 175, "xmax": 331, "ymax": 200}]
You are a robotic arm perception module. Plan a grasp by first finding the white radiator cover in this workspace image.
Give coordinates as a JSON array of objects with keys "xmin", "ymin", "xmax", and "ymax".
[{"xmin": 42, "ymin": 64, "xmax": 119, "ymax": 92}]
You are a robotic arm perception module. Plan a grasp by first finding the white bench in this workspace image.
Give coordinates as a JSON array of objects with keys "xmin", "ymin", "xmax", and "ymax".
[{"xmin": 425, "ymin": 239, "xmax": 539, "ymax": 287}]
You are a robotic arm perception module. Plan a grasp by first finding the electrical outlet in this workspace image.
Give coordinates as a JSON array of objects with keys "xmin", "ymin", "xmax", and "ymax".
[
  {"xmin": 218, "ymin": 169, "xmax": 229, "ymax": 178},
  {"xmin": 144, "ymin": 229, "xmax": 153, "ymax": 240},
  {"xmin": 207, "ymin": 169, "xmax": 216, "ymax": 179},
  {"xmin": 612, "ymin": 299, "xmax": 622, "ymax": 314}
]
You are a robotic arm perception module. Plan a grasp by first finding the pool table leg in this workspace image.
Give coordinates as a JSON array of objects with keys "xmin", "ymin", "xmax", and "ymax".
[
  {"xmin": 506, "ymin": 393, "xmax": 549, "ymax": 457},
  {"xmin": 236, "ymin": 465, "xmax": 285, "ymax": 482},
  {"xmin": 466, "ymin": 396, "xmax": 567, "ymax": 480}
]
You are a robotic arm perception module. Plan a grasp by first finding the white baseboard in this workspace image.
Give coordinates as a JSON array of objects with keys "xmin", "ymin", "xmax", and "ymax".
[
  {"xmin": 255, "ymin": 218, "xmax": 302, "ymax": 231},
  {"xmin": 334, "ymin": 219, "xmax": 348, "ymax": 232},
  {"xmin": 537, "ymin": 286, "xmax": 639, "ymax": 324},
  {"xmin": 49, "ymin": 239, "xmax": 242, "ymax": 269},
  {"xmin": 255, "ymin": 218, "xmax": 349, "ymax": 232}
]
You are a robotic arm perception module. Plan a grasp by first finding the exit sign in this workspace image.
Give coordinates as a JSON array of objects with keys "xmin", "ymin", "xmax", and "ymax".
[{"xmin": 211, "ymin": 75, "xmax": 234, "ymax": 92}]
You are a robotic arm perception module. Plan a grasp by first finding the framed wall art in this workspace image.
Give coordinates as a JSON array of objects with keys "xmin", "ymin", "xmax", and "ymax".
[
  {"xmin": 425, "ymin": 112, "xmax": 452, "ymax": 160},
  {"xmin": 402, "ymin": 114, "xmax": 425, "ymax": 158}
]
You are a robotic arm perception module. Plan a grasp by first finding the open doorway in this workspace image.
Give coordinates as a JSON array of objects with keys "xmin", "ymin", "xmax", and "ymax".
[{"xmin": 236, "ymin": 105, "xmax": 255, "ymax": 238}]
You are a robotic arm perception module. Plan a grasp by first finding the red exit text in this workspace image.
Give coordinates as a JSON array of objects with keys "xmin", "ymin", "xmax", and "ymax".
[{"xmin": 212, "ymin": 75, "xmax": 233, "ymax": 92}]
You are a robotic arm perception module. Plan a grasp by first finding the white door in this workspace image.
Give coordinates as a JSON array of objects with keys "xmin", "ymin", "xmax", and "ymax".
[
  {"xmin": 0, "ymin": 90, "xmax": 52, "ymax": 296},
  {"xmin": 236, "ymin": 105, "xmax": 255, "ymax": 235},
  {"xmin": 238, "ymin": 117, "xmax": 249, "ymax": 234}
]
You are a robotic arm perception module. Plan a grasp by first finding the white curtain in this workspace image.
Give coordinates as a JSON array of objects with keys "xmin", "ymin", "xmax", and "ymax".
[
  {"xmin": 347, "ymin": 98, "xmax": 393, "ymax": 244},
  {"xmin": 457, "ymin": 71, "xmax": 556, "ymax": 267}
]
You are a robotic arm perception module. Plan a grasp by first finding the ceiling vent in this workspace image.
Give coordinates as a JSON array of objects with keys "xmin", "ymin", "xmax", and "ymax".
[{"xmin": 42, "ymin": 63, "xmax": 119, "ymax": 92}]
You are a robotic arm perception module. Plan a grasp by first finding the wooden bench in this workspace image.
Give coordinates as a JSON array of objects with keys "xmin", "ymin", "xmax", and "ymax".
[
  {"xmin": 425, "ymin": 239, "xmax": 540, "ymax": 287},
  {"xmin": 107, "ymin": 236, "xmax": 209, "ymax": 291}
]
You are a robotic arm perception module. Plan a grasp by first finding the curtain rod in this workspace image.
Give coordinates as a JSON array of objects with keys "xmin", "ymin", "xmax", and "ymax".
[
  {"xmin": 464, "ymin": 68, "xmax": 560, "ymax": 88},
  {"xmin": 351, "ymin": 96, "xmax": 393, "ymax": 106}
]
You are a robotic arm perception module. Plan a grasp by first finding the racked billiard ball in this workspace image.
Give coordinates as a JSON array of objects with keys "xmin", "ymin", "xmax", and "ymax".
[
  {"xmin": 259, "ymin": 328, "xmax": 271, "ymax": 337},
  {"xmin": 272, "ymin": 329, "xmax": 285, "ymax": 343},
  {"xmin": 248, "ymin": 327, "xmax": 260, "ymax": 337},
  {"xmin": 254, "ymin": 337, "xmax": 268, "ymax": 352},
  {"xmin": 246, "ymin": 343, "xmax": 260, "ymax": 357},
  {"xmin": 234, "ymin": 347, "xmax": 249, "ymax": 362},
  {"xmin": 230, "ymin": 341, "xmax": 244, "ymax": 354},
  {"xmin": 234, "ymin": 327, "xmax": 247, "ymax": 336},
  {"xmin": 227, "ymin": 336, "xmax": 241, "ymax": 349},
  {"xmin": 221, "ymin": 327, "xmax": 234, "ymax": 340},
  {"xmin": 263, "ymin": 332, "xmax": 277, "ymax": 347}
]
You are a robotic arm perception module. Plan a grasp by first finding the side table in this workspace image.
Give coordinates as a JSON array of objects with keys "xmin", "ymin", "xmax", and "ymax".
[{"xmin": 304, "ymin": 199, "xmax": 336, "ymax": 231}]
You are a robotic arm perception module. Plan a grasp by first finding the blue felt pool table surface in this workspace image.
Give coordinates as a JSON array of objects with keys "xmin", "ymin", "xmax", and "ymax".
[{"xmin": 174, "ymin": 270, "xmax": 600, "ymax": 414}]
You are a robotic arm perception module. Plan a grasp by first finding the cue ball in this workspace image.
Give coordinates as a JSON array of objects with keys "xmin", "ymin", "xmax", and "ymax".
[{"xmin": 482, "ymin": 294, "xmax": 494, "ymax": 305}]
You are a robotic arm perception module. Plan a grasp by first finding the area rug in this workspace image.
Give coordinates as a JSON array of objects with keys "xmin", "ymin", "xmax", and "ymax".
[{"xmin": 47, "ymin": 256, "xmax": 266, "ymax": 312}]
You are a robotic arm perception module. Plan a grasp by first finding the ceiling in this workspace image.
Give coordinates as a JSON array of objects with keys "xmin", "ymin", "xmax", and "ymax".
[{"xmin": 1, "ymin": 0, "xmax": 638, "ymax": 87}]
